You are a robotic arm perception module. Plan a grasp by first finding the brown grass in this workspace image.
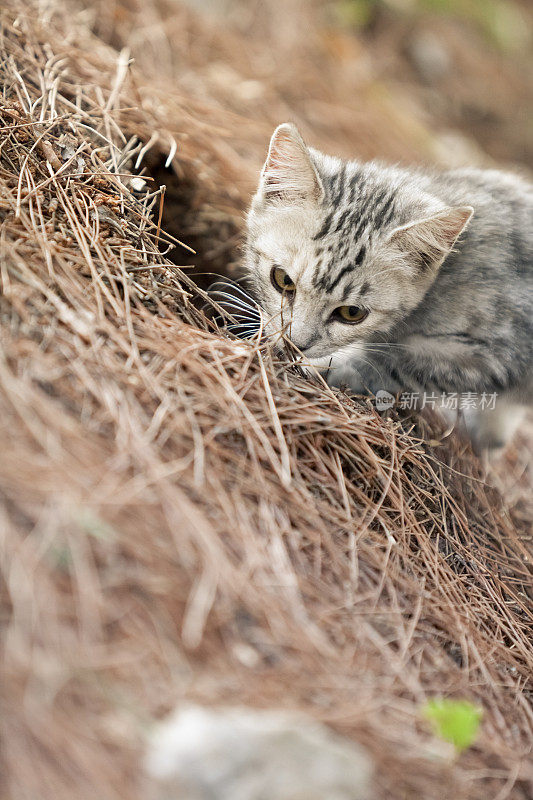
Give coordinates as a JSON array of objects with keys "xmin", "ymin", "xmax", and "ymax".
[{"xmin": 0, "ymin": 2, "xmax": 532, "ymax": 800}]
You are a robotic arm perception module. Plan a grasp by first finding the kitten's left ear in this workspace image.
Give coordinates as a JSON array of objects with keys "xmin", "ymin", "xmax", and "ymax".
[
  {"xmin": 390, "ymin": 205, "xmax": 474, "ymax": 273},
  {"xmin": 258, "ymin": 123, "xmax": 324, "ymax": 205}
]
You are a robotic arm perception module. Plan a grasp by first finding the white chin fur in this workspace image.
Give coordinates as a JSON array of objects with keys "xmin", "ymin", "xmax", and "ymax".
[
  {"xmin": 306, "ymin": 342, "xmax": 366, "ymax": 369},
  {"xmin": 301, "ymin": 344, "xmax": 368, "ymax": 392}
]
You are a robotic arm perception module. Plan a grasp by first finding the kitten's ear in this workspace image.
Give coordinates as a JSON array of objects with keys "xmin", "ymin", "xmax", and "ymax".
[
  {"xmin": 258, "ymin": 123, "xmax": 324, "ymax": 205},
  {"xmin": 390, "ymin": 205, "xmax": 474, "ymax": 272}
]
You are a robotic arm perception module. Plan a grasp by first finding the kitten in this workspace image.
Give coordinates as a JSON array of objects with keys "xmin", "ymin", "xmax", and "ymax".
[{"xmin": 244, "ymin": 124, "xmax": 533, "ymax": 454}]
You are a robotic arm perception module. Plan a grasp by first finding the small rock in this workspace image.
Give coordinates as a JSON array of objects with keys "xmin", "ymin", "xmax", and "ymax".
[
  {"xmin": 408, "ymin": 31, "xmax": 451, "ymax": 84},
  {"xmin": 145, "ymin": 705, "xmax": 373, "ymax": 800}
]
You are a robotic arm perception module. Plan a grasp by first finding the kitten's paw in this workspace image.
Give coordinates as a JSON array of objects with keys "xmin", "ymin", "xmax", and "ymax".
[{"xmin": 468, "ymin": 402, "xmax": 526, "ymax": 460}]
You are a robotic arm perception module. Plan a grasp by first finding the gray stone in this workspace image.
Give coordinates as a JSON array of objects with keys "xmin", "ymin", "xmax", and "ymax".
[
  {"xmin": 145, "ymin": 705, "xmax": 373, "ymax": 800},
  {"xmin": 408, "ymin": 31, "xmax": 451, "ymax": 84}
]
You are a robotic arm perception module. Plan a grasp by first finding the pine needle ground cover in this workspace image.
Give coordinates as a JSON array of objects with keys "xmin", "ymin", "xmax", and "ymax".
[{"xmin": 1, "ymin": 2, "xmax": 531, "ymax": 799}]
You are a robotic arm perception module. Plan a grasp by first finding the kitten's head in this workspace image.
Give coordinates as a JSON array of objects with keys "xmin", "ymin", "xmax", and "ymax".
[{"xmin": 245, "ymin": 124, "xmax": 473, "ymax": 364}]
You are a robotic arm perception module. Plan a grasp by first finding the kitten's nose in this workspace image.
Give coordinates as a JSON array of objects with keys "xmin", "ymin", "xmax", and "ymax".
[
  {"xmin": 290, "ymin": 333, "xmax": 319, "ymax": 353},
  {"xmin": 291, "ymin": 341, "xmax": 308, "ymax": 352}
]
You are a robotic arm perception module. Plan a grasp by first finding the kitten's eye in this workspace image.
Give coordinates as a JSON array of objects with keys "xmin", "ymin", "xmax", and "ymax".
[
  {"xmin": 271, "ymin": 266, "xmax": 296, "ymax": 294},
  {"xmin": 334, "ymin": 305, "xmax": 369, "ymax": 324}
]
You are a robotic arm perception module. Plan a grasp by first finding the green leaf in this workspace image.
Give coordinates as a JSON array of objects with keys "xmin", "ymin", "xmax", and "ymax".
[
  {"xmin": 333, "ymin": 0, "xmax": 377, "ymax": 30},
  {"xmin": 422, "ymin": 698, "xmax": 482, "ymax": 753}
]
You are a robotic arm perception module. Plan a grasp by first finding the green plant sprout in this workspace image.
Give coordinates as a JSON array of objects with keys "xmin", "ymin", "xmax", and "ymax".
[{"xmin": 422, "ymin": 698, "xmax": 483, "ymax": 753}]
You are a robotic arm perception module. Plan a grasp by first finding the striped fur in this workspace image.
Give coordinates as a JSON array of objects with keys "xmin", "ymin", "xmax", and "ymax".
[{"xmin": 245, "ymin": 124, "xmax": 533, "ymax": 452}]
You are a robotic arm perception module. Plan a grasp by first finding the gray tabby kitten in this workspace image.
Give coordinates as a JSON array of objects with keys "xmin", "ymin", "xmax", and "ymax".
[{"xmin": 245, "ymin": 124, "xmax": 533, "ymax": 453}]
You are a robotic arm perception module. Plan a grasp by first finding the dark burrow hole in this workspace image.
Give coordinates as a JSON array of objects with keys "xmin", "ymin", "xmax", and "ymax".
[
  {"xmin": 145, "ymin": 155, "xmax": 244, "ymax": 292},
  {"xmin": 132, "ymin": 154, "xmax": 262, "ymax": 338}
]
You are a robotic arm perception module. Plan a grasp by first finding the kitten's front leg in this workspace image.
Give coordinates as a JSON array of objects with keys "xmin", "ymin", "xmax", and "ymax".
[
  {"xmin": 464, "ymin": 399, "xmax": 526, "ymax": 458},
  {"xmin": 312, "ymin": 351, "xmax": 402, "ymax": 397}
]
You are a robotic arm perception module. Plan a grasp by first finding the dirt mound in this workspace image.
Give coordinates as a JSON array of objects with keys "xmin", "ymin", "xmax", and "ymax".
[{"xmin": 1, "ymin": 2, "xmax": 532, "ymax": 800}]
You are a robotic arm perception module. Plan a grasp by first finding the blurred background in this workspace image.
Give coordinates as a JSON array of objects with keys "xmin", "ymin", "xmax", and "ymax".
[
  {"xmin": 85, "ymin": 0, "xmax": 532, "ymax": 168},
  {"xmin": 80, "ymin": 0, "xmax": 532, "ymax": 279}
]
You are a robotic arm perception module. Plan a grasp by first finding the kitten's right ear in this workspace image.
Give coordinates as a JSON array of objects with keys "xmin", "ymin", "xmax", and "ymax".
[
  {"xmin": 390, "ymin": 205, "xmax": 474, "ymax": 274},
  {"xmin": 258, "ymin": 124, "xmax": 324, "ymax": 205}
]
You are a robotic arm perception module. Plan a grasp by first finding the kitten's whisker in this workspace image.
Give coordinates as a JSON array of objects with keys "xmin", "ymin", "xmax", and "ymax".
[
  {"xmin": 365, "ymin": 341, "xmax": 413, "ymax": 349},
  {"xmin": 227, "ymin": 325, "xmax": 261, "ymax": 334},
  {"xmin": 211, "ymin": 307, "xmax": 261, "ymax": 323},
  {"xmin": 208, "ymin": 292, "xmax": 261, "ymax": 313},
  {"xmin": 208, "ymin": 280, "xmax": 261, "ymax": 307},
  {"xmin": 363, "ymin": 347, "xmax": 409, "ymax": 358},
  {"xmin": 226, "ymin": 320, "xmax": 261, "ymax": 328},
  {"xmin": 222, "ymin": 317, "xmax": 261, "ymax": 327},
  {"xmin": 210, "ymin": 292, "xmax": 259, "ymax": 313},
  {"xmin": 211, "ymin": 304, "xmax": 260, "ymax": 318},
  {"xmin": 205, "ymin": 277, "xmax": 265, "ymax": 342},
  {"xmin": 209, "ymin": 277, "xmax": 256, "ymax": 294},
  {"xmin": 226, "ymin": 330, "xmax": 260, "ymax": 337}
]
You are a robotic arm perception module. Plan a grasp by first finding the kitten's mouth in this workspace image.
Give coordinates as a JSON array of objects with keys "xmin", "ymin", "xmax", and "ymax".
[
  {"xmin": 297, "ymin": 347, "xmax": 330, "ymax": 361},
  {"xmin": 302, "ymin": 342, "xmax": 367, "ymax": 369},
  {"xmin": 271, "ymin": 337, "xmax": 359, "ymax": 364},
  {"xmin": 303, "ymin": 352, "xmax": 338, "ymax": 367},
  {"xmin": 271, "ymin": 338, "xmax": 332, "ymax": 362}
]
